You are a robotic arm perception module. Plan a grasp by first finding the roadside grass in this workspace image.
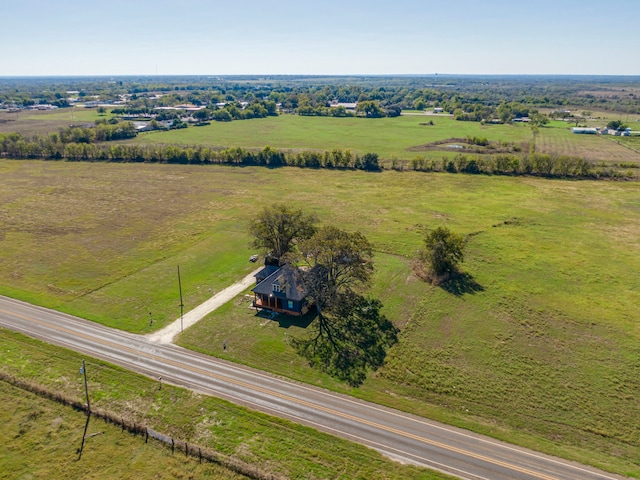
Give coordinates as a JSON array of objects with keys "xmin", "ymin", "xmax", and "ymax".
[
  {"xmin": 131, "ymin": 114, "xmax": 533, "ymax": 160},
  {"xmin": 1, "ymin": 161, "xmax": 640, "ymax": 476},
  {"xmin": 0, "ymin": 380, "xmax": 246, "ymax": 480},
  {"xmin": 535, "ymin": 121, "xmax": 640, "ymax": 164},
  {"xmin": 0, "ymin": 329, "xmax": 446, "ymax": 480}
]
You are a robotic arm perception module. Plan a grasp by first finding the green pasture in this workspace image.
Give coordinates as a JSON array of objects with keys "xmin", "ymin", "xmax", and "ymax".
[
  {"xmin": 0, "ymin": 330, "xmax": 440, "ymax": 480},
  {"xmin": 1, "ymin": 161, "xmax": 639, "ymax": 476},
  {"xmin": 132, "ymin": 113, "xmax": 640, "ymax": 166},
  {"xmin": 0, "ymin": 107, "xmax": 113, "ymax": 136},
  {"xmin": 132, "ymin": 114, "xmax": 533, "ymax": 159},
  {"xmin": 0, "ymin": 380, "xmax": 245, "ymax": 480}
]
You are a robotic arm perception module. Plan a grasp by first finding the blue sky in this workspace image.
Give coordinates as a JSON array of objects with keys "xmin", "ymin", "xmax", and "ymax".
[{"xmin": 2, "ymin": 0, "xmax": 638, "ymax": 76}]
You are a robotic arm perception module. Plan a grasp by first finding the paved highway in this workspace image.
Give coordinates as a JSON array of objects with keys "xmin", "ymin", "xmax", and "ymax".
[{"xmin": 0, "ymin": 295, "xmax": 627, "ymax": 480}]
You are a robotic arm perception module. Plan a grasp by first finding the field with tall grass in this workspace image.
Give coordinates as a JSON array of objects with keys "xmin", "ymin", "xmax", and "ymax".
[{"xmin": 1, "ymin": 160, "xmax": 639, "ymax": 476}]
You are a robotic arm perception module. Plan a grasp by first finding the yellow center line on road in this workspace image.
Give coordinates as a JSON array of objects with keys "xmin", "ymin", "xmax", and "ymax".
[{"xmin": 1, "ymin": 307, "xmax": 559, "ymax": 480}]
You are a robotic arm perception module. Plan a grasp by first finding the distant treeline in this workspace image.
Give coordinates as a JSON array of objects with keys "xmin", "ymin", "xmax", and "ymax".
[
  {"xmin": 112, "ymin": 99, "xmax": 278, "ymax": 122},
  {"xmin": 3, "ymin": 75, "xmax": 639, "ymax": 116},
  {"xmin": 0, "ymin": 132, "xmax": 634, "ymax": 179}
]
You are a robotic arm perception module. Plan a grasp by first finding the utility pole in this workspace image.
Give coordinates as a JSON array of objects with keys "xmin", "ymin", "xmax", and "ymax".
[
  {"xmin": 77, "ymin": 360, "xmax": 91, "ymax": 459},
  {"xmin": 177, "ymin": 265, "xmax": 184, "ymax": 333},
  {"xmin": 81, "ymin": 359, "xmax": 90, "ymax": 413}
]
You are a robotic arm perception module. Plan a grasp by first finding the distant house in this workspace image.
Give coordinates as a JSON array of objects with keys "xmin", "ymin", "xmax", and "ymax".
[
  {"xmin": 252, "ymin": 264, "xmax": 311, "ymax": 316},
  {"xmin": 572, "ymin": 127, "xmax": 598, "ymax": 134},
  {"xmin": 329, "ymin": 102, "xmax": 358, "ymax": 111}
]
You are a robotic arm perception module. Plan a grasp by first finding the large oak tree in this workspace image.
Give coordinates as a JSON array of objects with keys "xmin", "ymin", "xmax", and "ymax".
[{"xmin": 249, "ymin": 204, "xmax": 317, "ymax": 263}]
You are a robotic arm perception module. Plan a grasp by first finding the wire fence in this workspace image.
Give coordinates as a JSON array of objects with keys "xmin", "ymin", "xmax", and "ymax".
[{"xmin": 1, "ymin": 371, "xmax": 285, "ymax": 480}]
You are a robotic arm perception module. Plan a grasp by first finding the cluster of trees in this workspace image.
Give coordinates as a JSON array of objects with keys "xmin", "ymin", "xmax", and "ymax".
[
  {"xmin": 249, "ymin": 204, "xmax": 398, "ymax": 385},
  {"xmin": 57, "ymin": 122, "xmax": 137, "ymax": 143},
  {"xmin": 452, "ymin": 101, "xmax": 549, "ymax": 125},
  {"xmin": 111, "ymin": 100, "xmax": 278, "ymax": 123},
  {"xmin": 296, "ymin": 100, "xmax": 400, "ymax": 118},
  {"xmin": 606, "ymin": 120, "xmax": 628, "ymax": 131},
  {"xmin": 210, "ymin": 100, "xmax": 278, "ymax": 122}
]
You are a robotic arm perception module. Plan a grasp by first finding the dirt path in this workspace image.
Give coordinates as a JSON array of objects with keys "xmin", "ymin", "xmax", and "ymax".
[{"xmin": 146, "ymin": 267, "xmax": 262, "ymax": 344}]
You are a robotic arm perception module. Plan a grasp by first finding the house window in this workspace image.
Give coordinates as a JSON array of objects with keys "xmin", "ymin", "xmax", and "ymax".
[
  {"xmin": 273, "ymin": 283, "xmax": 281, "ymax": 293},
  {"xmin": 287, "ymin": 300, "xmax": 294, "ymax": 309}
]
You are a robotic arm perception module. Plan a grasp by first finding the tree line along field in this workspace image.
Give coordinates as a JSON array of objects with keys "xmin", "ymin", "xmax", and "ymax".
[
  {"xmin": 129, "ymin": 113, "xmax": 640, "ymax": 166},
  {"xmin": 3, "ymin": 107, "xmax": 640, "ymax": 169},
  {"xmin": 0, "ymin": 160, "xmax": 639, "ymax": 477}
]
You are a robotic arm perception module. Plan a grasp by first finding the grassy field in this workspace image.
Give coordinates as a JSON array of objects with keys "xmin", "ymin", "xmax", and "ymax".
[
  {"xmin": 1, "ymin": 161, "xmax": 639, "ymax": 476},
  {"xmin": 0, "ymin": 329, "xmax": 444, "ymax": 480},
  {"xmin": 0, "ymin": 107, "xmax": 111, "ymax": 136},
  {"xmin": 0, "ymin": 379, "xmax": 248, "ymax": 480},
  {"xmin": 132, "ymin": 113, "xmax": 533, "ymax": 160},
  {"xmin": 131, "ymin": 113, "xmax": 640, "ymax": 166},
  {"xmin": 535, "ymin": 121, "xmax": 640, "ymax": 164},
  {"xmin": 3, "ymin": 108, "xmax": 639, "ymax": 167}
]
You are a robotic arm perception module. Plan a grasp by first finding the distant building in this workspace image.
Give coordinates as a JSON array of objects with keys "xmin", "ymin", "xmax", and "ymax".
[
  {"xmin": 572, "ymin": 127, "xmax": 598, "ymax": 134},
  {"xmin": 155, "ymin": 104, "xmax": 204, "ymax": 112},
  {"xmin": 329, "ymin": 102, "xmax": 358, "ymax": 111},
  {"xmin": 28, "ymin": 104, "xmax": 58, "ymax": 111}
]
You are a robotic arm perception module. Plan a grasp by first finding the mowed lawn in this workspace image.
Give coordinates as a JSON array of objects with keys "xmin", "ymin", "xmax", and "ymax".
[
  {"xmin": 132, "ymin": 114, "xmax": 533, "ymax": 159},
  {"xmin": 1, "ymin": 160, "xmax": 639, "ymax": 476}
]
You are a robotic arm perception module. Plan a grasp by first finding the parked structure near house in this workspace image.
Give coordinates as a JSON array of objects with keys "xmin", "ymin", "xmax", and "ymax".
[
  {"xmin": 572, "ymin": 127, "xmax": 599, "ymax": 134},
  {"xmin": 433, "ymin": 107, "xmax": 444, "ymax": 113},
  {"xmin": 252, "ymin": 264, "xmax": 310, "ymax": 316}
]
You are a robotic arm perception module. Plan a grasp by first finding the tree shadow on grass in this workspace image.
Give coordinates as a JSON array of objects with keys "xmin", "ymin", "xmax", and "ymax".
[
  {"xmin": 254, "ymin": 309, "xmax": 316, "ymax": 329},
  {"xmin": 439, "ymin": 272, "xmax": 485, "ymax": 296}
]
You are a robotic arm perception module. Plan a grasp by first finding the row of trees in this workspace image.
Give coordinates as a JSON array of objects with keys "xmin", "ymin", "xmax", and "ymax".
[
  {"xmin": 406, "ymin": 152, "xmax": 602, "ymax": 178},
  {"xmin": 3, "ymin": 132, "xmax": 628, "ymax": 179},
  {"xmin": 0, "ymin": 134, "xmax": 382, "ymax": 170},
  {"xmin": 249, "ymin": 204, "xmax": 398, "ymax": 385},
  {"xmin": 3, "ymin": 131, "xmax": 629, "ymax": 178}
]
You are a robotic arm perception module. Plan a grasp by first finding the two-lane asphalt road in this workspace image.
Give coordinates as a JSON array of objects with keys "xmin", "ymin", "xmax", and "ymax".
[{"xmin": 0, "ymin": 295, "xmax": 628, "ymax": 480}]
